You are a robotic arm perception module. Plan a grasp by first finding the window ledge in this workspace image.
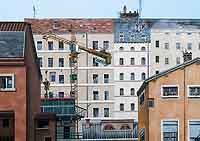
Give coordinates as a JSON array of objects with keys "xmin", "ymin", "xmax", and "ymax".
[
  {"xmin": 0, "ymin": 88, "xmax": 16, "ymax": 92},
  {"xmin": 188, "ymin": 96, "xmax": 200, "ymax": 98},
  {"xmin": 161, "ymin": 96, "xmax": 179, "ymax": 98}
]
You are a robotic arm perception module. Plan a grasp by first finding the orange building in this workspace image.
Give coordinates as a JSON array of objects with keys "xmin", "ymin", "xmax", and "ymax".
[
  {"xmin": 137, "ymin": 57, "xmax": 200, "ymax": 141},
  {"xmin": 0, "ymin": 22, "xmax": 41, "ymax": 141}
]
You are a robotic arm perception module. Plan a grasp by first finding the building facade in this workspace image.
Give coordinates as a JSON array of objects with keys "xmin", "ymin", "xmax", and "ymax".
[
  {"xmin": 149, "ymin": 19, "xmax": 200, "ymax": 76},
  {"xmin": 0, "ymin": 22, "xmax": 41, "ymax": 141},
  {"xmin": 138, "ymin": 57, "xmax": 200, "ymax": 141}
]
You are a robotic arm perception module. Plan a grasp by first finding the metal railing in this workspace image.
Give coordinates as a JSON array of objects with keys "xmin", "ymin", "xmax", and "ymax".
[{"xmin": 82, "ymin": 123, "xmax": 138, "ymax": 140}]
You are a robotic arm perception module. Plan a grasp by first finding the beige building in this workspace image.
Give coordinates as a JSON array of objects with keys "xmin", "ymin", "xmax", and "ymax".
[
  {"xmin": 26, "ymin": 19, "xmax": 115, "ymax": 123},
  {"xmin": 138, "ymin": 57, "xmax": 200, "ymax": 141}
]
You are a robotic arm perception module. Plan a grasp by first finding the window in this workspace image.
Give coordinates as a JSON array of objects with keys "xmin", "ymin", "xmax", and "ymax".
[
  {"xmin": 155, "ymin": 40, "xmax": 159, "ymax": 48},
  {"xmin": 199, "ymin": 43, "xmax": 200, "ymax": 50},
  {"xmin": 155, "ymin": 56, "xmax": 159, "ymax": 63},
  {"xmin": 48, "ymin": 58, "xmax": 53, "ymax": 67},
  {"xmin": 120, "ymin": 104, "xmax": 124, "ymax": 111},
  {"xmin": 139, "ymin": 93, "xmax": 145, "ymax": 105},
  {"xmin": 49, "ymin": 72, "xmax": 56, "ymax": 82},
  {"xmin": 131, "ymin": 88, "xmax": 135, "ymax": 96},
  {"xmin": 93, "ymin": 74, "xmax": 98, "ymax": 83},
  {"xmin": 131, "ymin": 103, "xmax": 135, "ymax": 111},
  {"xmin": 165, "ymin": 58, "xmax": 169, "ymax": 65},
  {"xmin": 119, "ymin": 32, "xmax": 124, "ymax": 42},
  {"xmin": 131, "ymin": 73, "xmax": 135, "ymax": 80},
  {"xmin": 103, "ymin": 41, "xmax": 109, "ymax": 50},
  {"xmin": 104, "ymin": 74, "xmax": 109, "ymax": 83},
  {"xmin": 2, "ymin": 119, "xmax": 9, "ymax": 128},
  {"xmin": 119, "ymin": 73, "xmax": 124, "ymax": 80},
  {"xmin": 104, "ymin": 91, "xmax": 109, "ymax": 100},
  {"xmin": 141, "ymin": 47, "xmax": 146, "ymax": 51},
  {"xmin": 93, "ymin": 108, "xmax": 99, "ymax": 117},
  {"xmin": 188, "ymin": 86, "xmax": 200, "ymax": 97},
  {"xmin": 0, "ymin": 74, "xmax": 15, "ymax": 90},
  {"xmin": 140, "ymin": 128, "xmax": 145, "ymax": 141},
  {"xmin": 141, "ymin": 57, "xmax": 146, "ymax": 65},
  {"xmin": 45, "ymin": 137, "xmax": 52, "ymax": 141},
  {"xmin": 176, "ymin": 32, "xmax": 181, "ymax": 35},
  {"xmin": 93, "ymin": 91, "xmax": 99, "ymax": 100},
  {"xmin": 141, "ymin": 73, "xmax": 146, "ymax": 80},
  {"xmin": 162, "ymin": 121, "xmax": 178, "ymax": 141},
  {"xmin": 155, "ymin": 70, "xmax": 159, "ymax": 74},
  {"xmin": 187, "ymin": 32, "xmax": 192, "ymax": 35},
  {"xmin": 38, "ymin": 57, "xmax": 43, "ymax": 67},
  {"xmin": 176, "ymin": 57, "xmax": 181, "ymax": 65},
  {"xmin": 120, "ymin": 88, "xmax": 124, "ymax": 96},
  {"xmin": 37, "ymin": 119, "xmax": 49, "ymax": 128},
  {"xmin": 37, "ymin": 41, "xmax": 42, "ymax": 50},
  {"xmin": 162, "ymin": 86, "xmax": 178, "ymax": 97},
  {"xmin": 176, "ymin": 42, "xmax": 181, "ymax": 50},
  {"xmin": 59, "ymin": 41, "xmax": 64, "ymax": 50},
  {"xmin": 130, "ymin": 58, "xmax": 135, "ymax": 65},
  {"xmin": 58, "ymin": 92, "xmax": 64, "ymax": 98},
  {"xmin": 59, "ymin": 75, "xmax": 64, "ymax": 84},
  {"xmin": 93, "ymin": 58, "xmax": 99, "ymax": 66},
  {"xmin": 92, "ymin": 41, "xmax": 98, "ymax": 50},
  {"xmin": 189, "ymin": 121, "xmax": 200, "ymax": 141},
  {"xmin": 130, "ymin": 47, "xmax": 135, "ymax": 51},
  {"xmin": 48, "ymin": 41, "xmax": 53, "ymax": 50},
  {"xmin": 119, "ymin": 46, "xmax": 124, "ymax": 51},
  {"xmin": 104, "ymin": 108, "xmax": 109, "ymax": 117},
  {"xmin": 59, "ymin": 58, "xmax": 64, "ymax": 67},
  {"xmin": 119, "ymin": 58, "xmax": 124, "ymax": 65},
  {"xmin": 48, "ymin": 92, "xmax": 54, "ymax": 98},
  {"xmin": 188, "ymin": 43, "xmax": 192, "ymax": 50},
  {"xmin": 148, "ymin": 98, "xmax": 155, "ymax": 108},
  {"xmin": 164, "ymin": 43, "xmax": 169, "ymax": 49}
]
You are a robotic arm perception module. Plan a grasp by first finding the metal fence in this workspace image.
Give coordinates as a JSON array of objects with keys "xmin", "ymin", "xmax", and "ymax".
[{"xmin": 82, "ymin": 123, "xmax": 138, "ymax": 140}]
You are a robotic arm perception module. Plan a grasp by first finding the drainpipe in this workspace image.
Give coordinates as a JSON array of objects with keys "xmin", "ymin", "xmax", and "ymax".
[{"xmin": 86, "ymin": 32, "xmax": 89, "ymax": 118}]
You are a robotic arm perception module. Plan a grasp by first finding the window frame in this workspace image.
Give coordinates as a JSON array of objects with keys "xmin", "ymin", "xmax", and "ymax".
[
  {"xmin": 188, "ymin": 119, "xmax": 200, "ymax": 141},
  {"xmin": 161, "ymin": 85, "xmax": 179, "ymax": 98},
  {"xmin": 0, "ymin": 74, "xmax": 15, "ymax": 91},
  {"xmin": 187, "ymin": 85, "xmax": 200, "ymax": 98},
  {"xmin": 161, "ymin": 119, "xmax": 179, "ymax": 141}
]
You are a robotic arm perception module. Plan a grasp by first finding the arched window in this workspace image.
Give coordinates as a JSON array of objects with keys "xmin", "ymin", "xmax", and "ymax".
[
  {"xmin": 130, "ymin": 58, "xmax": 135, "ymax": 65},
  {"xmin": 104, "ymin": 124, "xmax": 115, "ymax": 130},
  {"xmin": 131, "ymin": 73, "xmax": 135, "ymax": 80},
  {"xmin": 141, "ymin": 57, "xmax": 146, "ymax": 65},
  {"xmin": 130, "ymin": 47, "xmax": 135, "ymax": 51},
  {"xmin": 130, "ymin": 88, "xmax": 135, "ymax": 96},
  {"xmin": 141, "ymin": 73, "xmax": 146, "ymax": 80},
  {"xmin": 120, "ymin": 124, "xmax": 131, "ymax": 130},
  {"xmin": 131, "ymin": 103, "xmax": 135, "ymax": 111},
  {"xmin": 119, "ymin": 47, "xmax": 124, "ymax": 51},
  {"xmin": 141, "ymin": 46, "xmax": 146, "ymax": 51}
]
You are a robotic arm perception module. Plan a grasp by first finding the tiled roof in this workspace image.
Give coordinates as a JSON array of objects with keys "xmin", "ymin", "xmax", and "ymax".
[
  {"xmin": 25, "ymin": 18, "xmax": 114, "ymax": 34},
  {"xmin": 0, "ymin": 22, "xmax": 29, "ymax": 31}
]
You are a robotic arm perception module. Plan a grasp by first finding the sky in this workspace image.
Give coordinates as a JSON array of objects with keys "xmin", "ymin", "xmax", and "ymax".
[{"xmin": 0, "ymin": 0, "xmax": 199, "ymax": 21}]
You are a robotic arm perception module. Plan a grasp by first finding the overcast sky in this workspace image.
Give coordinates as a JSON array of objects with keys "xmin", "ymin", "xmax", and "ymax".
[{"xmin": 0, "ymin": 0, "xmax": 199, "ymax": 21}]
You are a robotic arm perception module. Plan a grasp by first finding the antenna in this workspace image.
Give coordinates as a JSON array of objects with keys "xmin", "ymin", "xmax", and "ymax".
[
  {"xmin": 33, "ymin": 5, "xmax": 36, "ymax": 18},
  {"xmin": 139, "ymin": 0, "xmax": 142, "ymax": 17}
]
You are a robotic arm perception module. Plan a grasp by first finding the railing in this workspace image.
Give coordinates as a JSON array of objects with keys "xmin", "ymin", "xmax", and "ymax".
[{"xmin": 82, "ymin": 123, "xmax": 138, "ymax": 140}]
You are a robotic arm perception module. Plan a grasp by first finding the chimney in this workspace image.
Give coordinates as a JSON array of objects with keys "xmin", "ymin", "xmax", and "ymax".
[
  {"xmin": 123, "ymin": 5, "xmax": 127, "ymax": 13},
  {"xmin": 183, "ymin": 51, "xmax": 192, "ymax": 62}
]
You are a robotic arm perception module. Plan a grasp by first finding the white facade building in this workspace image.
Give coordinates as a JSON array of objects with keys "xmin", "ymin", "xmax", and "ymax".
[{"xmin": 113, "ymin": 43, "xmax": 149, "ymax": 122}]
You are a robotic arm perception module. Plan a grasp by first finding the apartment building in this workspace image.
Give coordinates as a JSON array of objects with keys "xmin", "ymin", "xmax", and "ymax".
[
  {"xmin": 137, "ymin": 57, "xmax": 200, "ymax": 141},
  {"xmin": 25, "ymin": 19, "xmax": 115, "ymax": 127},
  {"xmin": 113, "ymin": 9, "xmax": 151, "ymax": 126},
  {"xmin": 149, "ymin": 19, "xmax": 200, "ymax": 76}
]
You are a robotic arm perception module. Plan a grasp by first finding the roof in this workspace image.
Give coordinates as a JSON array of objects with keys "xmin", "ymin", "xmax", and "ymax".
[
  {"xmin": 137, "ymin": 58, "xmax": 200, "ymax": 95},
  {"xmin": 0, "ymin": 22, "xmax": 29, "ymax": 31},
  {"xmin": 25, "ymin": 18, "xmax": 114, "ymax": 34}
]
